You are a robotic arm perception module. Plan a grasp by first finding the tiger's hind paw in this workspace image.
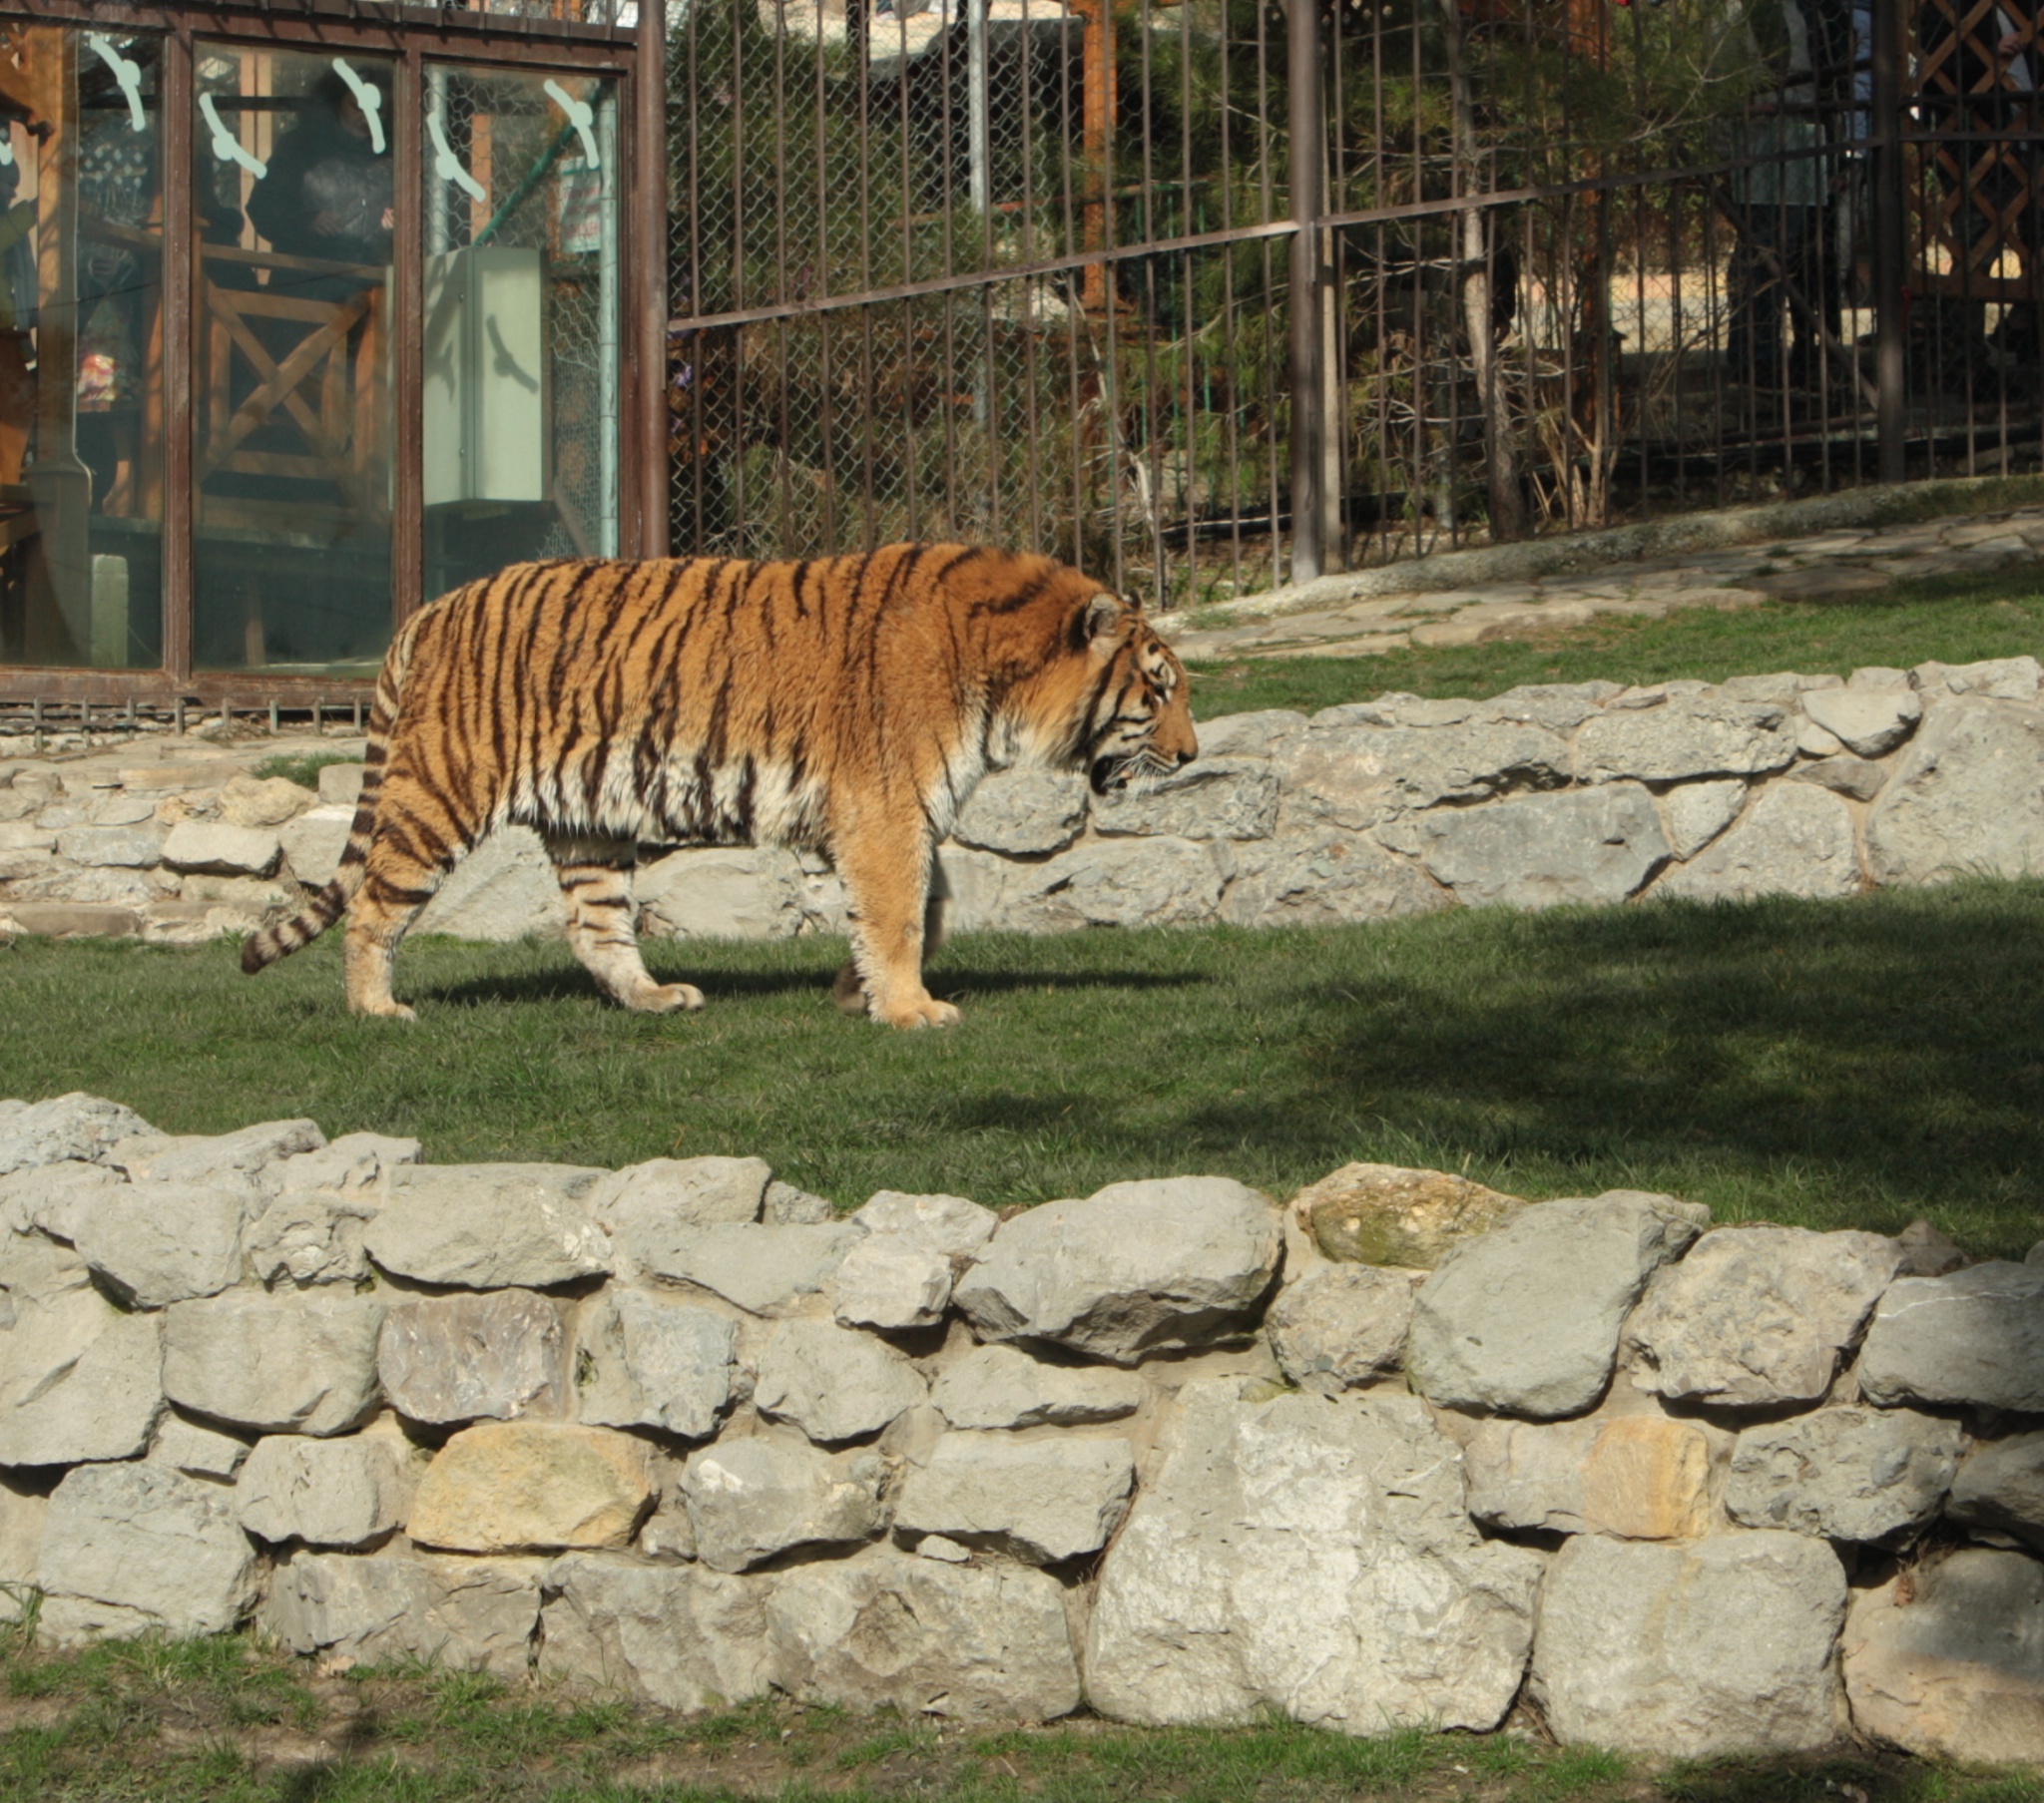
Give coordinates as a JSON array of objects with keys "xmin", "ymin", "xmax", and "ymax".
[
  {"xmin": 631, "ymin": 982, "xmax": 705, "ymax": 1014},
  {"xmin": 831, "ymin": 963, "xmax": 868, "ymax": 1018},
  {"xmin": 874, "ymin": 994, "xmax": 961, "ymax": 1030}
]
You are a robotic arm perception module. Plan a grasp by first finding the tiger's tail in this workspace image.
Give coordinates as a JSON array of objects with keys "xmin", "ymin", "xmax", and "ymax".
[{"xmin": 241, "ymin": 622, "xmax": 417, "ymax": 976}]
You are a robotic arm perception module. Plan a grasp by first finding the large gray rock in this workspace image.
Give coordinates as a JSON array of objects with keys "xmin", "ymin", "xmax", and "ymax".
[
  {"xmin": 413, "ymin": 826, "xmax": 564, "ymax": 941},
  {"xmin": 1001, "ymin": 837, "xmax": 1228, "ymax": 932},
  {"xmin": 762, "ymin": 1179, "xmax": 834, "ymax": 1226},
  {"xmin": 1726, "ymin": 1408, "xmax": 1961, "ymax": 1544},
  {"xmin": 149, "ymin": 1414, "xmax": 251, "ymax": 1480},
  {"xmin": 954, "ymin": 1176, "xmax": 1281, "ymax": 1366},
  {"xmin": 1664, "ymin": 780, "xmax": 1748, "ymax": 859},
  {"xmin": 1193, "ymin": 709, "xmax": 1309, "ymax": 759},
  {"xmin": 1948, "ymin": 1430, "xmax": 2044, "ymax": 1548},
  {"xmin": 56, "ymin": 824, "xmax": 165, "ymax": 868},
  {"xmin": 635, "ymin": 845, "xmax": 805, "ymax": 940},
  {"xmin": 1800, "ymin": 686, "xmax": 1922, "ymax": 758},
  {"xmin": 1266, "ymin": 1265, "xmax": 1418, "ymax": 1392},
  {"xmin": 850, "ymin": 1190, "xmax": 998, "ymax": 1262},
  {"xmin": 647, "ymin": 1222, "xmax": 863, "ymax": 1316},
  {"xmin": 575, "ymin": 1292, "xmax": 736, "ymax": 1440},
  {"xmin": 929, "ymin": 1344, "xmax": 1146, "ymax": 1430},
  {"xmin": 236, "ymin": 1431, "xmax": 416, "ymax": 1549},
  {"xmin": 1843, "ymin": 1548, "xmax": 2044, "ymax": 1763},
  {"xmin": 1915, "ymin": 654, "xmax": 2044, "ymax": 700},
  {"xmin": 278, "ymin": 806, "xmax": 353, "ymax": 887},
  {"xmin": 681, "ymin": 1435, "xmax": 887, "ymax": 1573},
  {"xmin": 38, "ymin": 1461, "xmax": 260, "ymax": 1643},
  {"xmin": 1653, "ymin": 783, "xmax": 1861, "ymax": 902},
  {"xmin": 1529, "ymin": 1531, "xmax": 1846, "ymax": 1754},
  {"xmin": 378, "ymin": 1290, "xmax": 563, "ymax": 1427},
  {"xmin": 539, "ymin": 1554, "xmax": 773, "ymax": 1708},
  {"xmin": 161, "ymin": 819, "xmax": 281, "ymax": 878},
  {"xmin": 1222, "ymin": 831, "xmax": 1447, "ymax": 928},
  {"xmin": 1573, "ymin": 696, "xmax": 1798, "ymax": 784},
  {"xmin": 124, "ymin": 1119, "xmax": 324, "ymax": 1190},
  {"xmin": 1463, "ymin": 1414, "xmax": 1714, "ymax": 1541},
  {"xmin": 1858, "ymin": 1262, "xmax": 2044, "ymax": 1413},
  {"xmin": 1625, "ymin": 1226, "xmax": 1902, "ymax": 1407},
  {"xmin": 0, "ymin": 1289, "xmax": 163, "ymax": 1467},
  {"xmin": 364, "ymin": 1164, "xmax": 610, "ymax": 1289},
  {"xmin": 263, "ymin": 1552, "xmax": 543, "ymax": 1678},
  {"xmin": 162, "ymin": 1291, "xmax": 383, "ymax": 1436},
  {"xmin": 245, "ymin": 1190, "xmax": 378, "ymax": 1288},
  {"xmin": 950, "ymin": 768, "xmax": 1089, "ymax": 855},
  {"xmin": 0, "ymin": 1478, "xmax": 44, "ymax": 1620},
  {"xmin": 1281, "ymin": 720, "xmax": 1569, "ymax": 831},
  {"xmin": 1406, "ymin": 1193, "xmax": 1710, "ymax": 1419},
  {"xmin": 830, "ymin": 1236, "xmax": 953, "ymax": 1330},
  {"xmin": 1088, "ymin": 1382, "xmax": 1542, "ymax": 1732},
  {"xmin": 1395, "ymin": 784, "xmax": 1668, "ymax": 909},
  {"xmin": 274, "ymin": 1131, "xmax": 419, "ymax": 1196},
  {"xmin": 1092, "ymin": 758, "xmax": 1279, "ymax": 841},
  {"xmin": 1866, "ymin": 696, "xmax": 2044, "ymax": 884},
  {"xmin": 753, "ymin": 1319, "xmax": 927, "ymax": 1444},
  {"xmin": 768, "ymin": 1551, "xmax": 1082, "ymax": 1720},
  {"xmin": 0, "ymin": 1164, "xmax": 121, "ymax": 1254},
  {"xmin": 895, "ymin": 1433, "xmax": 1135, "ymax": 1564},
  {"xmin": 0, "ymin": 1093, "xmax": 154, "ymax": 1176},
  {"xmin": 588, "ymin": 1157, "xmax": 770, "ymax": 1279},
  {"xmin": 69, "ymin": 1182, "xmax": 250, "ymax": 1309}
]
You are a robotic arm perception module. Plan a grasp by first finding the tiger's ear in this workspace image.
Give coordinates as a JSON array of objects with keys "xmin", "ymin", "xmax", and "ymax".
[{"xmin": 1081, "ymin": 592, "xmax": 1124, "ymax": 648}]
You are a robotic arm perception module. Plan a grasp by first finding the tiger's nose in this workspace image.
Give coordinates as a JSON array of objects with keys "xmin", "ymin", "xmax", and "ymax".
[{"xmin": 1176, "ymin": 749, "xmax": 1194, "ymax": 767}]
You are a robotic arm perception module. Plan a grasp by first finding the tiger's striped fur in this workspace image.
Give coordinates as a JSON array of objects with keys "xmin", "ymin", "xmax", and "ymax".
[{"xmin": 242, "ymin": 543, "xmax": 1196, "ymax": 1027}]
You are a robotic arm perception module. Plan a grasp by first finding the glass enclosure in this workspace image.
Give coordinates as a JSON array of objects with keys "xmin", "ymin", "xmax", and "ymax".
[{"xmin": 1, "ymin": 28, "xmax": 165, "ymax": 670}]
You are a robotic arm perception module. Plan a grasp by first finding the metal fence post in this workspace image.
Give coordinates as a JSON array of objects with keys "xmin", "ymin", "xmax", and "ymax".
[
  {"xmin": 1871, "ymin": 0, "xmax": 1906, "ymax": 483},
  {"xmin": 1287, "ymin": 0, "xmax": 1326, "ymax": 585}
]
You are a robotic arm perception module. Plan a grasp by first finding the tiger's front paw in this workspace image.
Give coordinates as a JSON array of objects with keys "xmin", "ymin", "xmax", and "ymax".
[
  {"xmin": 831, "ymin": 962, "xmax": 868, "ymax": 1018},
  {"xmin": 874, "ymin": 993, "xmax": 961, "ymax": 1030}
]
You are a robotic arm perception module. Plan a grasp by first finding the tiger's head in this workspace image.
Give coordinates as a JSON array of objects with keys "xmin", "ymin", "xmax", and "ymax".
[{"xmin": 1068, "ymin": 591, "xmax": 1198, "ymax": 796}]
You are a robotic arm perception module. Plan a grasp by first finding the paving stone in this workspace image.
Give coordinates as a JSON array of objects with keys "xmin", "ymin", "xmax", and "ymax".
[
  {"xmin": 264, "ymin": 1551, "xmax": 543, "ymax": 1678},
  {"xmin": 1653, "ymin": 782, "xmax": 1861, "ymax": 902},
  {"xmin": 408, "ymin": 1423, "xmax": 655, "ymax": 1554},
  {"xmin": 1726, "ymin": 1407, "xmax": 1961, "ymax": 1543},
  {"xmin": 895, "ymin": 1432, "xmax": 1136, "ymax": 1563},
  {"xmin": 1292, "ymin": 1162, "xmax": 1522, "ymax": 1267},
  {"xmin": 364, "ymin": 1164, "xmax": 612, "ymax": 1288},
  {"xmin": 950, "ymin": 768, "xmax": 1090, "ymax": 855},
  {"xmin": 1267, "ymin": 1265, "xmax": 1419, "ymax": 1391},
  {"xmin": 1858, "ymin": 1261, "xmax": 2044, "ymax": 1412},
  {"xmin": 574, "ymin": 1291, "xmax": 736, "ymax": 1439},
  {"xmin": 928, "ymin": 1343, "xmax": 1147, "ymax": 1430},
  {"xmin": 1528, "ymin": 1531, "xmax": 1847, "ymax": 1754},
  {"xmin": 378, "ymin": 1290, "xmax": 565, "ymax": 1427},
  {"xmin": 682, "ymin": 1435, "xmax": 888, "ymax": 1573},
  {"xmin": 1464, "ymin": 1414, "xmax": 1713, "ymax": 1540},
  {"xmin": 162, "ymin": 1291, "xmax": 383, "ymax": 1437},
  {"xmin": 754, "ymin": 1318, "xmax": 927, "ymax": 1444},
  {"xmin": 955, "ymin": 1175, "xmax": 1281, "ymax": 1365},
  {"xmin": 237, "ymin": 1430, "xmax": 416, "ymax": 1549},
  {"xmin": 1947, "ymin": 1430, "xmax": 2044, "ymax": 1549},
  {"xmin": 539, "ymin": 1554, "xmax": 773, "ymax": 1709}
]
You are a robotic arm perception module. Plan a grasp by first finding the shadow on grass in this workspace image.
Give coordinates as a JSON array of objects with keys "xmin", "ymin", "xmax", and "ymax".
[{"xmin": 415, "ymin": 961, "xmax": 1210, "ymax": 1009}]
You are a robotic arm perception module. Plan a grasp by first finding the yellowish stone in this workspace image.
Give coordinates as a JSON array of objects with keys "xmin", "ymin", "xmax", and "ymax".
[{"xmin": 406, "ymin": 1423, "xmax": 654, "ymax": 1554}]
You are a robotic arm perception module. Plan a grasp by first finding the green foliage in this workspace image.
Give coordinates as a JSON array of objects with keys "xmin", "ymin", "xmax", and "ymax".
[{"xmin": 250, "ymin": 750, "xmax": 357, "ymax": 791}]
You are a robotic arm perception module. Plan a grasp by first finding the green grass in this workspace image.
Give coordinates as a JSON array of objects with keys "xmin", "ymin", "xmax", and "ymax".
[
  {"xmin": 250, "ymin": 750, "xmax": 360, "ymax": 790},
  {"xmin": 6, "ymin": 880, "xmax": 2044, "ymax": 1255},
  {"xmin": 1187, "ymin": 569, "xmax": 2044, "ymax": 719},
  {"xmin": 1, "ymin": 1631, "xmax": 2039, "ymax": 1803}
]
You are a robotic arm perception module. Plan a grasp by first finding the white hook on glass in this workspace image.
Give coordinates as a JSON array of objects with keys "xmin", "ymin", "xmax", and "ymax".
[
  {"xmin": 426, "ymin": 110, "xmax": 485, "ymax": 203},
  {"xmin": 544, "ymin": 79, "xmax": 601, "ymax": 173},
  {"xmin": 330, "ymin": 58, "xmax": 386, "ymax": 157},
  {"xmin": 199, "ymin": 93, "xmax": 266, "ymax": 180},
  {"xmin": 86, "ymin": 34, "xmax": 148, "ymax": 134}
]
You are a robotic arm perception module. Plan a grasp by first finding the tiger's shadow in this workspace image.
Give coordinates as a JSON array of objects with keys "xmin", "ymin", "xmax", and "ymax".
[{"xmin": 416, "ymin": 965, "xmax": 1205, "ymax": 1009}]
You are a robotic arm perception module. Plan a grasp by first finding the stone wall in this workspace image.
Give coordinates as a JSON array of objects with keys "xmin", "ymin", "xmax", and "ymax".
[
  {"xmin": 3, "ymin": 1093, "xmax": 2040, "ymax": 1757},
  {"xmin": 5, "ymin": 654, "xmax": 2044, "ymax": 947}
]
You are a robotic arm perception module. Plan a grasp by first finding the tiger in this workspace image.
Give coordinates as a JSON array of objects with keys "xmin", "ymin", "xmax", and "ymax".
[{"xmin": 241, "ymin": 543, "xmax": 1198, "ymax": 1028}]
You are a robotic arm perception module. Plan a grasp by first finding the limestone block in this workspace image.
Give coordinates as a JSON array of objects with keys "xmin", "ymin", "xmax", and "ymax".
[
  {"xmin": 0, "ymin": 1166, "xmax": 117, "ymax": 1260},
  {"xmin": 1867, "ymin": 697, "xmax": 2044, "ymax": 884},
  {"xmin": 762, "ymin": 1179, "xmax": 834, "ymax": 1224},
  {"xmin": 1653, "ymin": 783, "xmax": 1861, "ymax": 902},
  {"xmin": 634, "ymin": 845, "xmax": 805, "ymax": 940},
  {"xmin": 69, "ymin": 1181, "xmax": 250, "ymax": 1308},
  {"xmin": 575, "ymin": 1291, "xmax": 736, "ymax": 1439},
  {"xmin": 1282, "ymin": 720, "xmax": 1569, "ymax": 829},
  {"xmin": 954, "ymin": 1175, "xmax": 1281, "ymax": 1366},
  {"xmin": 1464, "ymin": 1415, "xmax": 1713, "ymax": 1540},
  {"xmin": 929, "ymin": 1343, "xmax": 1146, "ymax": 1430},
  {"xmin": 1000, "ymin": 837, "xmax": 1227, "ymax": 932},
  {"xmin": 1528, "ymin": 1532, "xmax": 1846, "ymax": 1754},
  {"xmin": 0, "ymin": 1292, "xmax": 163, "ymax": 1466},
  {"xmin": 1843, "ymin": 1548, "xmax": 2044, "ymax": 1763},
  {"xmin": 768, "ymin": 1551, "xmax": 1082, "ymax": 1720},
  {"xmin": 637, "ymin": 1453, "xmax": 699, "ymax": 1562},
  {"xmin": 683, "ymin": 1435, "xmax": 887, "ymax": 1573},
  {"xmin": 1858, "ymin": 1261, "xmax": 2044, "ymax": 1412},
  {"xmin": 1187, "ymin": 709, "xmax": 1308, "ymax": 758},
  {"xmin": 646, "ymin": 1221, "xmax": 863, "ymax": 1316},
  {"xmin": 162, "ymin": 1291, "xmax": 383, "ymax": 1437},
  {"xmin": 539, "ymin": 1554, "xmax": 774, "ymax": 1709},
  {"xmin": 148, "ymin": 1414, "xmax": 250, "ymax": 1480},
  {"xmin": 1399, "ymin": 783, "xmax": 1669, "ymax": 908},
  {"xmin": 1293, "ymin": 1162, "xmax": 1522, "ymax": 1268},
  {"xmin": 1794, "ymin": 755, "xmax": 1889, "ymax": 802},
  {"xmin": 86, "ymin": 794, "xmax": 156, "ymax": 827},
  {"xmin": 412, "ymin": 826, "xmax": 564, "ymax": 941},
  {"xmin": 1406, "ymin": 1192, "xmax": 1709, "ymax": 1419},
  {"xmin": 1625, "ymin": 1225, "xmax": 1902, "ymax": 1407},
  {"xmin": 408, "ymin": 1423, "xmax": 654, "ymax": 1554},
  {"xmin": 378, "ymin": 1290, "xmax": 564, "ymax": 1427},
  {"xmin": 56, "ymin": 824, "xmax": 166, "ymax": 868},
  {"xmin": 316, "ymin": 763, "xmax": 365, "ymax": 806},
  {"xmin": 278, "ymin": 807, "xmax": 354, "ymax": 887},
  {"xmin": 1913, "ymin": 654, "xmax": 2043, "ymax": 700},
  {"xmin": 1948, "ymin": 1431, "xmax": 2044, "ymax": 1548},
  {"xmin": 1800, "ymin": 686, "xmax": 1922, "ymax": 758},
  {"xmin": 162, "ymin": 820, "xmax": 281, "ymax": 877},
  {"xmin": 1222, "ymin": 831, "xmax": 1447, "ymax": 928},
  {"xmin": 0, "ymin": 823, "xmax": 55, "ymax": 852},
  {"xmin": 1266, "ymin": 1265, "xmax": 1418, "ymax": 1391},
  {"xmin": 1727, "ymin": 1407, "xmax": 1961, "ymax": 1543},
  {"xmin": 123, "ymin": 1118, "xmax": 325, "ymax": 1189},
  {"xmin": 221, "ymin": 774, "xmax": 312, "ymax": 828},
  {"xmin": 1892, "ymin": 1218, "xmax": 1969, "ymax": 1277},
  {"xmin": 0, "ymin": 1478, "xmax": 45, "ymax": 1620},
  {"xmin": 894, "ymin": 1432, "xmax": 1135, "ymax": 1563},
  {"xmin": 950, "ymin": 768, "xmax": 1089, "ymax": 854},
  {"xmin": 851, "ymin": 1189, "xmax": 997, "ymax": 1261},
  {"xmin": 1087, "ymin": 1382, "xmax": 1543, "ymax": 1732},
  {"xmin": 364, "ymin": 1163, "xmax": 612, "ymax": 1289},
  {"xmin": 1573, "ymin": 696, "xmax": 1798, "ymax": 784},
  {"xmin": 831, "ymin": 1235, "xmax": 952, "ymax": 1330},
  {"xmin": 1092, "ymin": 757, "xmax": 1279, "ymax": 841},
  {"xmin": 246, "ymin": 1190, "xmax": 378, "ymax": 1288},
  {"xmin": 1663, "ymin": 780, "xmax": 1747, "ymax": 859},
  {"xmin": 38, "ymin": 1462, "xmax": 259, "ymax": 1643},
  {"xmin": 754, "ymin": 1318, "xmax": 927, "ymax": 1444},
  {"xmin": 0, "ymin": 1093, "xmax": 155, "ymax": 1176},
  {"xmin": 263, "ymin": 1551, "xmax": 542, "ymax": 1678},
  {"xmin": 588, "ymin": 1155, "xmax": 769, "ymax": 1275},
  {"xmin": 237, "ymin": 1431, "xmax": 416, "ymax": 1549}
]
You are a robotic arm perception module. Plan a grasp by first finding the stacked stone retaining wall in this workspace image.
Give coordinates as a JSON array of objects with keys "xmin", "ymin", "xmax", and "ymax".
[
  {"xmin": 6, "ymin": 654, "xmax": 2044, "ymax": 946},
  {"xmin": 2, "ymin": 1094, "xmax": 2040, "ymax": 1758}
]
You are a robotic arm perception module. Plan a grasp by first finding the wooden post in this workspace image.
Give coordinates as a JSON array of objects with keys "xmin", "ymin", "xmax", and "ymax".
[
  {"xmin": 1286, "ymin": 0, "xmax": 1326, "ymax": 583},
  {"xmin": 1072, "ymin": 0, "xmax": 1115, "ymax": 312},
  {"xmin": 636, "ymin": 0, "xmax": 670, "ymax": 559}
]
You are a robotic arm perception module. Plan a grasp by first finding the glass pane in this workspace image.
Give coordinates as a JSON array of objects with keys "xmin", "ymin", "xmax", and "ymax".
[
  {"xmin": 0, "ymin": 27, "xmax": 166, "ymax": 670},
  {"xmin": 193, "ymin": 45, "xmax": 395, "ymax": 675},
  {"xmin": 421, "ymin": 63, "xmax": 619, "ymax": 597}
]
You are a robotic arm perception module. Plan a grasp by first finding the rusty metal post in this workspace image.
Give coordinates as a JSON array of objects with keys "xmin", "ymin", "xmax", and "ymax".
[
  {"xmin": 1871, "ymin": 0, "xmax": 1906, "ymax": 483},
  {"xmin": 637, "ymin": 0, "xmax": 671, "ymax": 558},
  {"xmin": 1286, "ymin": 0, "xmax": 1325, "ymax": 583}
]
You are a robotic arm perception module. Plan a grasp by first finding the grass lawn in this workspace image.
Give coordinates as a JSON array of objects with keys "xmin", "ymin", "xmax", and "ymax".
[
  {"xmin": 4, "ymin": 880, "xmax": 2043, "ymax": 1257},
  {"xmin": 1186, "ymin": 568, "xmax": 2044, "ymax": 718},
  {"xmin": 0, "ymin": 1630, "xmax": 2037, "ymax": 1803}
]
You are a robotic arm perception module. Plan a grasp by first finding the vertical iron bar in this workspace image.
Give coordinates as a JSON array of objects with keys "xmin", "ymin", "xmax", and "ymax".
[
  {"xmin": 163, "ymin": 28, "xmax": 194, "ymax": 683},
  {"xmin": 638, "ymin": 0, "xmax": 669, "ymax": 558},
  {"xmin": 1286, "ymin": 0, "xmax": 1325, "ymax": 584},
  {"xmin": 1871, "ymin": 0, "xmax": 1905, "ymax": 482}
]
